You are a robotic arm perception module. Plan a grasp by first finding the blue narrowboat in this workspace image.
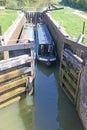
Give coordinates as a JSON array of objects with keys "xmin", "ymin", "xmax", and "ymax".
[{"xmin": 37, "ymin": 23, "xmax": 56, "ymax": 66}]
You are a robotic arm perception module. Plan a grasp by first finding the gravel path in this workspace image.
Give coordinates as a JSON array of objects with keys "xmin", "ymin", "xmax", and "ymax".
[{"xmin": 73, "ymin": 10, "xmax": 87, "ymax": 19}]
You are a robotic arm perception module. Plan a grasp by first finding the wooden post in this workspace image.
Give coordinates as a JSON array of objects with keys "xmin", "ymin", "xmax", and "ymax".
[
  {"xmin": 31, "ymin": 46, "xmax": 34, "ymax": 77},
  {"xmin": 0, "ymin": 25, "xmax": 9, "ymax": 60},
  {"xmin": 0, "ymin": 25, "xmax": 2, "ymax": 35},
  {"xmin": 0, "ymin": 25, "xmax": 4, "ymax": 60}
]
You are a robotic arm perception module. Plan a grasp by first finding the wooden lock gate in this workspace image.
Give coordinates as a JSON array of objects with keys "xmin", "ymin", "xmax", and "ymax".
[{"xmin": 0, "ymin": 43, "xmax": 35, "ymax": 109}]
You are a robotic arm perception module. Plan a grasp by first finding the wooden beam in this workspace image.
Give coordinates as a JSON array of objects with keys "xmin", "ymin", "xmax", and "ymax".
[
  {"xmin": 62, "ymin": 60, "xmax": 78, "ymax": 79},
  {"xmin": 62, "ymin": 78, "xmax": 75, "ymax": 98},
  {"xmin": 0, "ymin": 77, "xmax": 28, "ymax": 93},
  {"xmin": 61, "ymin": 69, "xmax": 77, "ymax": 89},
  {"xmin": 0, "ymin": 67, "xmax": 31, "ymax": 83},
  {"xmin": 31, "ymin": 47, "xmax": 34, "ymax": 76},
  {"xmin": 0, "ymin": 55, "xmax": 32, "ymax": 71},
  {"xmin": 62, "ymin": 86, "xmax": 74, "ymax": 104},
  {"xmin": 0, "ymin": 87, "xmax": 25, "ymax": 103},
  {"xmin": 65, "ymin": 38, "xmax": 87, "ymax": 51},
  {"xmin": 0, "ymin": 96, "xmax": 21, "ymax": 109},
  {"xmin": 0, "ymin": 43, "xmax": 34, "ymax": 52}
]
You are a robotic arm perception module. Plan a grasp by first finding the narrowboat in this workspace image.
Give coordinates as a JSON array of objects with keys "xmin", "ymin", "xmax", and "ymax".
[
  {"xmin": 19, "ymin": 22, "xmax": 34, "ymax": 43},
  {"xmin": 36, "ymin": 23, "xmax": 56, "ymax": 66}
]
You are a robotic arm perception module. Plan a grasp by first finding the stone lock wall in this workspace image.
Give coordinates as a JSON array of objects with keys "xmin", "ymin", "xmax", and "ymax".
[
  {"xmin": 44, "ymin": 13, "xmax": 69, "ymax": 61},
  {"xmin": 78, "ymin": 62, "xmax": 87, "ymax": 130},
  {"xmin": 44, "ymin": 13, "xmax": 87, "ymax": 130}
]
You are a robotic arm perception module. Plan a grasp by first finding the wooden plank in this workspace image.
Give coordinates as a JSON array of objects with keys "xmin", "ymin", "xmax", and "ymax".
[
  {"xmin": 62, "ymin": 69, "xmax": 77, "ymax": 89},
  {"xmin": 0, "ymin": 43, "xmax": 34, "ymax": 52},
  {"xmin": 0, "ymin": 77, "xmax": 28, "ymax": 93},
  {"xmin": 0, "ymin": 67, "xmax": 31, "ymax": 83},
  {"xmin": 0, "ymin": 55, "xmax": 32, "ymax": 71},
  {"xmin": 0, "ymin": 87, "xmax": 25, "ymax": 103},
  {"xmin": 62, "ymin": 86, "xmax": 74, "ymax": 104},
  {"xmin": 62, "ymin": 78, "xmax": 75, "ymax": 98},
  {"xmin": 0, "ymin": 96, "xmax": 21, "ymax": 109},
  {"xmin": 63, "ymin": 50, "xmax": 83, "ymax": 67},
  {"xmin": 31, "ymin": 47, "xmax": 34, "ymax": 76},
  {"xmin": 63, "ymin": 49, "xmax": 83, "ymax": 63},
  {"xmin": 62, "ymin": 60, "xmax": 78, "ymax": 79},
  {"xmin": 65, "ymin": 38, "xmax": 87, "ymax": 51},
  {"xmin": 0, "ymin": 54, "xmax": 29, "ymax": 64}
]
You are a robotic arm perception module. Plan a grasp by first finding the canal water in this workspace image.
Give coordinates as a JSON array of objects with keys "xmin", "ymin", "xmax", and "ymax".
[{"xmin": 0, "ymin": 62, "xmax": 84, "ymax": 130}]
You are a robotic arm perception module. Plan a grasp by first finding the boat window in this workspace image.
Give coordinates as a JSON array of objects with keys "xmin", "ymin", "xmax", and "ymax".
[
  {"xmin": 48, "ymin": 45, "xmax": 53, "ymax": 52},
  {"xmin": 38, "ymin": 44, "xmax": 55, "ymax": 56},
  {"xmin": 38, "ymin": 45, "xmax": 44, "ymax": 55}
]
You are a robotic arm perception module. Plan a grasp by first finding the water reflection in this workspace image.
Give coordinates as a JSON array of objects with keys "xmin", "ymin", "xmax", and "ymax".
[
  {"xmin": 34, "ymin": 63, "xmax": 59, "ymax": 130},
  {"xmin": 19, "ymin": 96, "xmax": 34, "ymax": 130},
  {"xmin": 0, "ymin": 102, "xmax": 25, "ymax": 130},
  {"xmin": 37, "ymin": 62, "xmax": 54, "ymax": 77}
]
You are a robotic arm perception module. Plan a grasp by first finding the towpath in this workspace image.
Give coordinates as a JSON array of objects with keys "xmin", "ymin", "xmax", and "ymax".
[{"xmin": 73, "ymin": 10, "xmax": 87, "ymax": 19}]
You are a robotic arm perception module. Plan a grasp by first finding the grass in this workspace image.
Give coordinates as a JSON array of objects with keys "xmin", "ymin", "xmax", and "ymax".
[
  {"xmin": 0, "ymin": 9, "xmax": 18, "ymax": 34},
  {"xmin": 50, "ymin": 7, "xmax": 87, "ymax": 44},
  {"xmin": 0, "ymin": 4, "xmax": 87, "ymax": 44}
]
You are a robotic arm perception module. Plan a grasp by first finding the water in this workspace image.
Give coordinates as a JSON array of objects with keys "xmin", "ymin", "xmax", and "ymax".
[{"xmin": 0, "ymin": 63, "xmax": 84, "ymax": 130}]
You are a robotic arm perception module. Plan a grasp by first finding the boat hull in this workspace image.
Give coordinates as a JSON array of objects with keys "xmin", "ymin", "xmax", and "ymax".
[{"xmin": 37, "ymin": 55, "xmax": 56, "ymax": 66}]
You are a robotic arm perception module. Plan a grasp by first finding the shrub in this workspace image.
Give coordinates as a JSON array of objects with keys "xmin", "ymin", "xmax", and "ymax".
[{"xmin": 6, "ymin": 0, "xmax": 18, "ymax": 8}]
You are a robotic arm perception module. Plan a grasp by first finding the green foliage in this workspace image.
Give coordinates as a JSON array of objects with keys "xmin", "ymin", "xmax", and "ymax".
[
  {"xmin": 61, "ymin": 0, "xmax": 87, "ymax": 10},
  {"xmin": 3, "ymin": 0, "xmax": 58, "ymax": 10},
  {"xmin": 6, "ymin": 0, "xmax": 18, "ymax": 8}
]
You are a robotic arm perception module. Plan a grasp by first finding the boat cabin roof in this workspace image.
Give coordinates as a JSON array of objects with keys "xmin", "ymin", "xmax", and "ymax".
[
  {"xmin": 37, "ymin": 23, "xmax": 53, "ymax": 45},
  {"xmin": 28, "ymin": 25, "xmax": 34, "ymax": 42},
  {"xmin": 19, "ymin": 22, "xmax": 34, "ymax": 43}
]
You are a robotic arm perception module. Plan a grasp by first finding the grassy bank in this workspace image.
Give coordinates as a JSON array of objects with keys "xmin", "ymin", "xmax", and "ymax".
[
  {"xmin": 51, "ymin": 7, "xmax": 87, "ymax": 44},
  {"xmin": 0, "ymin": 9, "xmax": 17, "ymax": 34}
]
